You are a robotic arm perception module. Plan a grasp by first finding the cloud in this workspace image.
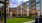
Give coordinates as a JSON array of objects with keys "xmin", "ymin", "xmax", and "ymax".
[
  {"xmin": 22, "ymin": 0, "xmax": 29, "ymax": 2},
  {"xmin": 9, "ymin": 3, "xmax": 18, "ymax": 8},
  {"xmin": 9, "ymin": 0, "xmax": 29, "ymax": 8}
]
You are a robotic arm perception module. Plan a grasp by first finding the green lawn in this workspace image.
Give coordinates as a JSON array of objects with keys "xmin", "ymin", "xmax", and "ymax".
[{"xmin": 6, "ymin": 18, "xmax": 34, "ymax": 23}]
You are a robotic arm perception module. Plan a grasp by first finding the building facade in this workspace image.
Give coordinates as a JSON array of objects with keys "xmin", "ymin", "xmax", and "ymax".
[{"xmin": 0, "ymin": 0, "xmax": 41, "ymax": 18}]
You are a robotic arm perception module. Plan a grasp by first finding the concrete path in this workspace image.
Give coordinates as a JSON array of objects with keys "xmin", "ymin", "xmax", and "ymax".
[
  {"xmin": 0, "ymin": 21, "xmax": 4, "ymax": 23},
  {"xmin": 23, "ymin": 20, "xmax": 35, "ymax": 23}
]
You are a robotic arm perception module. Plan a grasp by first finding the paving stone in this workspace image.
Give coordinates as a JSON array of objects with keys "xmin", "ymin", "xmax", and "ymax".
[{"xmin": 23, "ymin": 20, "xmax": 35, "ymax": 23}]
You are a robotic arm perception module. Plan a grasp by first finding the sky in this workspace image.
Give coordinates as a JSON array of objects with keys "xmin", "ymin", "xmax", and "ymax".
[{"xmin": 9, "ymin": 0, "xmax": 29, "ymax": 8}]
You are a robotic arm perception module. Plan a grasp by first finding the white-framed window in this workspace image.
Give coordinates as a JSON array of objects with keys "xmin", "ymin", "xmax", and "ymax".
[
  {"xmin": 36, "ymin": 3, "xmax": 40, "ymax": 11},
  {"xmin": 0, "ymin": 3, "xmax": 4, "ymax": 8},
  {"xmin": 0, "ymin": 0, "xmax": 3, "ymax": 1},
  {"xmin": 36, "ymin": 0, "xmax": 40, "ymax": 3}
]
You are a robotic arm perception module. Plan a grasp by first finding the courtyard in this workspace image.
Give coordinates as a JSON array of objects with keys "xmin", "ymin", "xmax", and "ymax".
[{"xmin": 6, "ymin": 18, "xmax": 34, "ymax": 23}]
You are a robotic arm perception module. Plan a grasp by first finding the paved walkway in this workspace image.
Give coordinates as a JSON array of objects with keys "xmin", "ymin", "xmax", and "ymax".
[
  {"xmin": 0, "ymin": 21, "xmax": 4, "ymax": 23},
  {"xmin": 23, "ymin": 20, "xmax": 35, "ymax": 23}
]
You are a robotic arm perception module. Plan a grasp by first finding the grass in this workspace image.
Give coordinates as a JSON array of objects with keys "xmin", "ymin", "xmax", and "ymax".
[{"xmin": 6, "ymin": 18, "xmax": 34, "ymax": 23}]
